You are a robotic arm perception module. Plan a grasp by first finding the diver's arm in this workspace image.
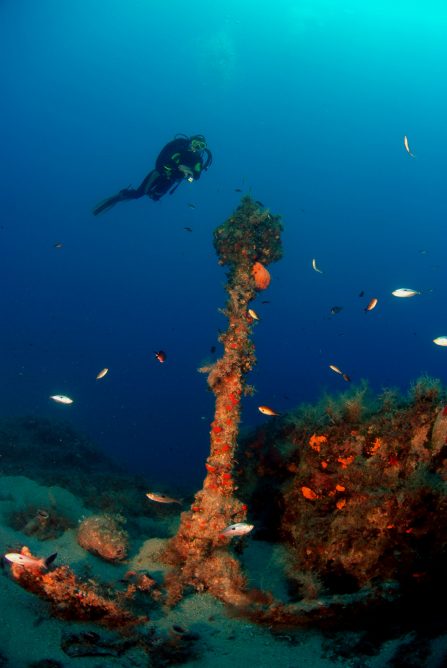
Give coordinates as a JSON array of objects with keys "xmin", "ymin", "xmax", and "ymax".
[
  {"xmin": 155, "ymin": 139, "xmax": 189, "ymax": 174},
  {"xmin": 191, "ymin": 161, "xmax": 203, "ymax": 180},
  {"xmin": 178, "ymin": 164, "xmax": 194, "ymax": 180}
]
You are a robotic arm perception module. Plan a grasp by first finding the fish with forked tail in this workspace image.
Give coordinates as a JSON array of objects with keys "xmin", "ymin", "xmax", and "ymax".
[
  {"xmin": 220, "ymin": 523, "xmax": 254, "ymax": 538},
  {"xmin": 146, "ymin": 492, "xmax": 182, "ymax": 505},
  {"xmin": 4, "ymin": 551, "xmax": 57, "ymax": 571}
]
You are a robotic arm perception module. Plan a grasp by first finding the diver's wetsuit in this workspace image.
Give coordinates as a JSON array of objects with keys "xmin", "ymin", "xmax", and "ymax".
[{"xmin": 92, "ymin": 136, "xmax": 211, "ymax": 215}]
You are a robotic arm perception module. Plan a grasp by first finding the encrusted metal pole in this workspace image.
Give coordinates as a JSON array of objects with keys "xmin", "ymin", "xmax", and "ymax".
[{"xmin": 162, "ymin": 196, "xmax": 282, "ymax": 606}]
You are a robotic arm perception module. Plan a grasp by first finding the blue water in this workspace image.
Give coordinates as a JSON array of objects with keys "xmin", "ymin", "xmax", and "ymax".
[{"xmin": 1, "ymin": 0, "xmax": 447, "ymax": 486}]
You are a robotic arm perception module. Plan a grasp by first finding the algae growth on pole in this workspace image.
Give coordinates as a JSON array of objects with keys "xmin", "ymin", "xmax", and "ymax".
[{"xmin": 163, "ymin": 196, "xmax": 283, "ymax": 606}]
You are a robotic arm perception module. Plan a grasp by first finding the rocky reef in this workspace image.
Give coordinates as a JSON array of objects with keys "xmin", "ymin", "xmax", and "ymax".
[{"xmin": 235, "ymin": 376, "xmax": 447, "ymax": 634}]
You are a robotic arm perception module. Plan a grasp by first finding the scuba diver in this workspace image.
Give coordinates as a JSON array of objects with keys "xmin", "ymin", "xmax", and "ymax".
[{"xmin": 92, "ymin": 134, "xmax": 212, "ymax": 216}]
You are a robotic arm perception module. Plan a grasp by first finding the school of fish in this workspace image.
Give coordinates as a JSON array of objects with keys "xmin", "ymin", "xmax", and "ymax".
[{"xmin": 37, "ymin": 132, "xmax": 442, "ymax": 553}]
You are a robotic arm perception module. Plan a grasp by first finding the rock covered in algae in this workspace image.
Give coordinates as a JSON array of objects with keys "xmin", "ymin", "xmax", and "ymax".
[
  {"xmin": 77, "ymin": 514, "xmax": 128, "ymax": 562},
  {"xmin": 238, "ymin": 378, "xmax": 447, "ymax": 599}
]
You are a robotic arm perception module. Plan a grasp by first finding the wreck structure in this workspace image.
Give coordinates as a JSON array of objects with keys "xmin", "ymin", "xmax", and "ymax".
[{"xmin": 163, "ymin": 196, "xmax": 283, "ymax": 605}]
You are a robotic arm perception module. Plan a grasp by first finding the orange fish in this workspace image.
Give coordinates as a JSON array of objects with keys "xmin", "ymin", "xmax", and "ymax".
[
  {"xmin": 258, "ymin": 405, "xmax": 280, "ymax": 416},
  {"xmin": 154, "ymin": 351, "xmax": 167, "ymax": 363},
  {"xmin": 365, "ymin": 298, "xmax": 378, "ymax": 312}
]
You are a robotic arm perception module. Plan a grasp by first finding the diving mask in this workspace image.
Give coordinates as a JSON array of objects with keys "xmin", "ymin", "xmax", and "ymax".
[{"xmin": 190, "ymin": 137, "xmax": 206, "ymax": 152}]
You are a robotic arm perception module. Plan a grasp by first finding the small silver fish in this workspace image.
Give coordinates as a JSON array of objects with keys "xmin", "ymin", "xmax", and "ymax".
[
  {"xmin": 146, "ymin": 492, "xmax": 182, "ymax": 505},
  {"xmin": 96, "ymin": 368, "xmax": 109, "ymax": 380},
  {"xmin": 50, "ymin": 394, "xmax": 73, "ymax": 405},
  {"xmin": 248, "ymin": 309, "xmax": 260, "ymax": 321},
  {"xmin": 404, "ymin": 135, "xmax": 415, "ymax": 158},
  {"xmin": 220, "ymin": 522, "xmax": 254, "ymax": 537},
  {"xmin": 4, "ymin": 551, "xmax": 57, "ymax": 571},
  {"xmin": 433, "ymin": 337, "xmax": 447, "ymax": 347},
  {"xmin": 391, "ymin": 288, "xmax": 420, "ymax": 298},
  {"xmin": 329, "ymin": 365, "xmax": 350, "ymax": 382},
  {"xmin": 312, "ymin": 258, "xmax": 323, "ymax": 274}
]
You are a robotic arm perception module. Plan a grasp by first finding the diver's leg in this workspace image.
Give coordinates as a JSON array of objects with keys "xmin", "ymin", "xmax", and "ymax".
[
  {"xmin": 136, "ymin": 170, "xmax": 180, "ymax": 201},
  {"xmin": 155, "ymin": 178, "xmax": 178, "ymax": 199},
  {"xmin": 134, "ymin": 170, "xmax": 161, "ymax": 197},
  {"xmin": 91, "ymin": 186, "xmax": 139, "ymax": 216}
]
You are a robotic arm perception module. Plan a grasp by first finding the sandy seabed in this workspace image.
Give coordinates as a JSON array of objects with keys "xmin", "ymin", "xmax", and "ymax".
[{"xmin": 1, "ymin": 474, "xmax": 446, "ymax": 668}]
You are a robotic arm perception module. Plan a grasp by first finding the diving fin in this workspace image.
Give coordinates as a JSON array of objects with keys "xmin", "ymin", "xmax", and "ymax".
[{"xmin": 92, "ymin": 186, "xmax": 134, "ymax": 216}]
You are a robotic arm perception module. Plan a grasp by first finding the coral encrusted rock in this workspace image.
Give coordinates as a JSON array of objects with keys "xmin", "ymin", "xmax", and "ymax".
[{"xmin": 77, "ymin": 514, "xmax": 129, "ymax": 562}]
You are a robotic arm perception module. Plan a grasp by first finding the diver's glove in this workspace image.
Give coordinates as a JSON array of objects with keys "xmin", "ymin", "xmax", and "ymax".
[{"xmin": 178, "ymin": 164, "xmax": 194, "ymax": 182}]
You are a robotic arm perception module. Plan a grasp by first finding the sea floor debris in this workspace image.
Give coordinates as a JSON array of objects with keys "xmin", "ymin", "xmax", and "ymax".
[{"xmin": 2, "ymin": 380, "xmax": 447, "ymax": 665}]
